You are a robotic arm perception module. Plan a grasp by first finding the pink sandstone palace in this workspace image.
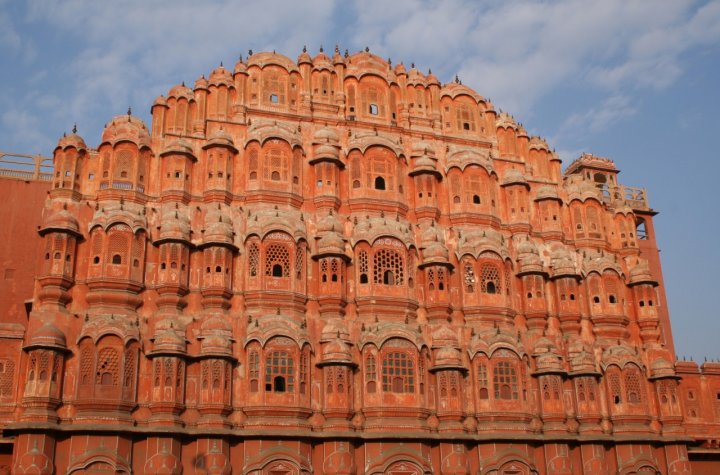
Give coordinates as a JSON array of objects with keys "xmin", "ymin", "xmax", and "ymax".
[{"xmin": 0, "ymin": 47, "xmax": 718, "ymax": 474}]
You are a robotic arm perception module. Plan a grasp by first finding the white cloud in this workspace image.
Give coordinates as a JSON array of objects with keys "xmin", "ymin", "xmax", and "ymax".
[
  {"xmin": 3, "ymin": 0, "xmax": 718, "ymax": 153},
  {"xmin": 558, "ymin": 94, "xmax": 638, "ymax": 138}
]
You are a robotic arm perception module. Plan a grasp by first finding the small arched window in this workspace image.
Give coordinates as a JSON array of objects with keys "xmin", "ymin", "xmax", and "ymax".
[
  {"xmin": 473, "ymin": 195, "xmax": 481, "ymax": 204},
  {"xmin": 369, "ymin": 103, "xmax": 379, "ymax": 115},
  {"xmin": 112, "ymin": 254, "xmax": 122, "ymax": 264},
  {"xmin": 374, "ymin": 176, "xmax": 386, "ymax": 190}
]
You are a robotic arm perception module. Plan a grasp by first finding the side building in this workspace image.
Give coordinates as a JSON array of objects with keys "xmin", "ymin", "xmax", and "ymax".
[{"xmin": 1, "ymin": 48, "xmax": 719, "ymax": 474}]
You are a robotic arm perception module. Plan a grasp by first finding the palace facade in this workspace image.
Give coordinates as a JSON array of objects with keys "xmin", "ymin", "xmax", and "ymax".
[{"xmin": 0, "ymin": 47, "xmax": 719, "ymax": 474}]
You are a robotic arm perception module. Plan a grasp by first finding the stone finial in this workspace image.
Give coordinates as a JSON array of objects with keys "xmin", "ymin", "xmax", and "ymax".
[
  {"xmin": 72, "ymin": 123, "xmax": 77, "ymax": 134},
  {"xmin": 365, "ymin": 46, "xmax": 369, "ymax": 52}
]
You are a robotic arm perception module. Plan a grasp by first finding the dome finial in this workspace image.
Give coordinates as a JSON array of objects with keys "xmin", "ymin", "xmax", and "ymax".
[
  {"xmin": 303, "ymin": 45, "xmax": 307, "ymax": 53},
  {"xmin": 127, "ymin": 106, "xmax": 132, "ymax": 116},
  {"xmin": 344, "ymin": 48, "xmax": 349, "ymax": 58},
  {"xmin": 455, "ymin": 75, "xmax": 460, "ymax": 84},
  {"xmin": 335, "ymin": 44, "xmax": 339, "ymax": 54},
  {"xmin": 365, "ymin": 46, "xmax": 369, "ymax": 52},
  {"xmin": 220, "ymin": 60, "xmax": 223, "ymax": 67},
  {"xmin": 72, "ymin": 123, "xmax": 77, "ymax": 134},
  {"xmin": 319, "ymin": 44, "xmax": 324, "ymax": 53},
  {"xmin": 248, "ymin": 49, "xmax": 253, "ymax": 56}
]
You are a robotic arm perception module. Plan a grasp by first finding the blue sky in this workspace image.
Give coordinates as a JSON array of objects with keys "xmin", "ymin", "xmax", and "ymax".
[{"xmin": 1, "ymin": 0, "xmax": 719, "ymax": 360}]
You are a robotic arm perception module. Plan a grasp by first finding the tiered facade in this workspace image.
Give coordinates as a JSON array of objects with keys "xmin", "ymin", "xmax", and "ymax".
[{"xmin": 2, "ymin": 48, "xmax": 719, "ymax": 474}]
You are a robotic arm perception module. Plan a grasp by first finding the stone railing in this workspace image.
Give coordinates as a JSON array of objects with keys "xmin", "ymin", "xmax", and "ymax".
[
  {"xmin": 600, "ymin": 184, "xmax": 650, "ymax": 210},
  {"xmin": 0, "ymin": 151, "xmax": 53, "ymax": 182}
]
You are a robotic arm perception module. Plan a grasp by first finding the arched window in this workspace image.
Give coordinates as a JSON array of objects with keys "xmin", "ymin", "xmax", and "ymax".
[
  {"xmin": 248, "ymin": 349, "xmax": 259, "ymax": 392},
  {"xmin": 366, "ymin": 353, "xmax": 377, "ymax": 393},
  {"xmin": 480, "ymin": 263, "xmax": 501, "ymax": 294},
  {"xmin": 477, "ymin": 360, "xmax": 489, "ymax": 399},
  {"xmin": 358, "ymin": 250, "xmax": 369, "ymax": 284},
  {"xmin": 374, "ymin": 176, "xmax": 386, "ymax": 190},
  {"xmin": 265, "ymin": 350, "xmax": 294, "ymax": 393},
  {"xmin": 373, "ymin": 248, "xmax": 404, "ymax": 286},
  {"xmin": 624, "ymin": 365, "xmax": 643, "ymax": 404},
  {"xmin": 265, "ymin": 243, "xmax": 290, "ymax": 278},
  {"xmin": 493, "ymin": 360, "xmax": 518, "ymax": 399},
  {"xmin": 607, "ymin": 367, "xmax": 622, "ymax": 404},
  {"xmin": 382, "ymin": 350, "xmax": 415, "ymax": 393}
]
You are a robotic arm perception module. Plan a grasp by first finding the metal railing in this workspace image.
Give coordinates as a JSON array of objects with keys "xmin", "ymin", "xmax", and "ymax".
[{"xmin": 0, "ymin": 151, "xmax": 53, "ymax": 182}]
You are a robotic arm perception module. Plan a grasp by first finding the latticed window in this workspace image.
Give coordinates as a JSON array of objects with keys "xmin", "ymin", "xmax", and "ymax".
[
  {"xmin": 358, "ymin": 250, "xmax": 369, "ymax": 284},
  {"xmin": 366, "ymin": 354, "xmax": 377, "ymax": 393},
  {"xmin": 464, "ymin": 263, "xmax": 475, "ymax": 292},
  {"xmin": 249, "ymin": 350, "xmax": 259, "ymax": 392},
  {"xmin": 574, "ymin": 207, "xmax": 584, "ymax": 236},
  {"xmin": 550, "ymin": 375, "xmax": 562, "ymax": 400},
  {"xmin": 265, "ymin": 148, "xmax": 288, "ymax": 182},
  {"xmin": 247, "ymin": 242, "xmax": 259, "ymax": 277},
  {"xmin": 605, "ymin": 273, "xmax": 619, "ymax": 304},
  {"xmin": 326, "ymin": 366, "xmax": 335, "ymax": 394},
  {"xmin": 265, "ymin": 350, "xmax": 294, "ymax": 393},
  {"xmin": 115, "ymin": 150, "xmax": 133, "ymax": 180},
  {"xmin": 382, "ymin": 351, "xmax": 415, "ymax": 393},
  {"xmin": 587, "ymin": 206, "xmax": 601, "ymax": 236},
  {"xmin": 373, "ymin": 248, "xmax": 404, "ymax": 285},
  {"xmin": 265, "ymin": 244, "xmax": 290, "ymax": 277},
  {"xmin": 123, "ymin": 348, "xmax": 136, "ymax": 389},
  {"xmin": 480, "ymin": 263, "xmax": 501, "ymax": 294},
  {"xmin": 456, "ymin": 104, "xmax": 476, "ymax": 131},
  {"xmin": 336, "ymin": 366, "xmax": 346, "ymax": 394},
  {"xmin": 624, "ymin": 366, "xmax": 643, "ymax": 403},
  {"xmin": 263, "ymin": 72, "xmax": 286, "ymax": 104},
  {"xmin": 96, "ymin": 348, "xmax": 120, "ymax": 386},
  {"xmin": 493, "ymin": 358, "xmax": 519, "ymax": 400},
  {"xmin": 248, "ymin": 149, "xmax": 259, "ymax": 181},
  {"xmin": 439, "ymin": 372, "xmax": 449, "ymax": 397},
  {"xmin": 0, "ymin": 359, "xmax": 14, "ymax": 397},
  {"xmin": 477, "ymin": 361, "xmax": 489, "ymax": 399},
  {"xmin": 608, "ymin": 369, "xmax": 622, "ymax": 404},
  {"xmin": 300, "ymin": 350, "xmax": 308, "ymax": 394},
  {"xmin": 108, "ymin": 225, "xmax": 131, "ymax": 265},
  {"xmin": 79, "ymin": 340, "xmax": 93, "ymax": 386},
  {"xmin": 366, "ymin": 155, "xmax": 394, "ymax": 190},
  {"xmin": 295, "ymin": 245, "xmax": 304, "ymax": 280},
  {"xmin": 427, "ymin": 268, "xmax": 435, "ymax": 290}
]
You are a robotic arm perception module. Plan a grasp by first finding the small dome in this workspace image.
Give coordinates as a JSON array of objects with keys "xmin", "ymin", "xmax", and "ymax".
[
  {"xmin": 501, "ymin": 169, "xmax": 528, "ymax": 187},
  {"xmin": 199, "ymin": 315, "xmax": 233, "ymax": 357},
  {"xmin": 208, "ymin": 65, "xmax": 233, "ymax": 87},
  {"xmin": 26, "ymin": 323, "xmax": 67, "ymax": 351},
  {"xmin": 203, "ymin": 128, "xmax": 237, "ymax": 152},
  {"xmin": 152, "ymin": 95, "xmax": 168, "ymax": 107},
  {"xmin": 168, "ymin": 83, "xmax": 194, "ymax": 100},
  {"xmin": 629, "ymin": 261, "xmax": 657, "ymax": 286},
  {"xmin": 56, "ymin": 132, "xmax": 87, "ymax": 151},
  {"xmin": 316, "ymin": 211, "xmax": 342, "ymax": 234},
  {"xmin": 194, "ymin": 75, "xmax": 209, "ymax": 90},
  {"xmin": 312, "ymin": 51, "xmax": 333, "ymax": 70},
  {"xmin": 313, "ymin": 127, "xmax": 340, "ymax": 144},
  {"xmin": 410, "ymin": 141, "xmax": 435, "ymax": 157},
  {"xmin": 157, "ymin": 206, "xmax": 191, "ymax": 243},
  {"xmin": 535, "ymin": 185, "xmax": 560, "ymax": 201},
  {"xmin": 314, "ymin": 143, "xmax": 339, "ymax": 159},
  {"xmin": 649, "ymin": 358, "xmax": 676, "ymax": 379},
  {"xmin": 203, "ymin": 208, "xmax": 235, "ymax": 247},
  {"xmin": 432, "ymin": 326, "xmax": 458, "ymax": 348},
  {"xmin": 322, "ymin": 338, "xmax": 353, "ymax": 364},
  {"xmin": 160, "ymin": 138, "xmax": 195, "ymax": 158},
  {"xmin": 412, "ymin": 154, "xmax": 438, "ymax": 174},
  {"xmin": 297, "ymin": 48, "xmax": 312, "ymax": 65},
  {"xmin": 150, "ymin": 319, "xmax": 186, "ymax": 355},
  {"xmin": 40, "ymin": 207, "xmax": 80, "ymax": 236},
  {"xmin": 233, "ymin": 57, "xmax": 247, "ymax": 74},
  {"xmin": 316, "ymin": 232, "xmax": 346, "ymax": 257},
  {"xmin": 101, "ymin": 114, "xmax": 151, "ymax": 148},
  {"xmin": 433, "ymin": 346, "xmax": 463, "ymax": 368}
]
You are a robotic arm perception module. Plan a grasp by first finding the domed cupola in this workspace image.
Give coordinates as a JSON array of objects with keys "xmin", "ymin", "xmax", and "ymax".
[
  {"xmin": 201, "ymin": 205, "xmax": 236, "ymax": 249},
  {"xmin": 101, "ymin": 113, "xmax": 152, "ymax": 149},
  {"xmin": 418, "ymin": 221, "xmax": 450, "ymax": 267},
  {"xmin": 149, "ymin": 318, "xmax": 187, "ymax": 356},
  {"xmin": 531, "ymin": 337, "xmax": 566, "ymax": 376},
  {"xmin": 156, "ymin": 204, "xmax": 191, "ymax": 244},
  {"xmin": 198, "ymin": 315, "xmax": 234, "ymax": 358},
  {"xmin": 24, "ymin": 323, "xmax": 68, "ymax": 352}
]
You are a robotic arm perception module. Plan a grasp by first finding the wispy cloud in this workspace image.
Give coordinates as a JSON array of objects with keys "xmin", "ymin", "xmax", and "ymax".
[
  {"xmin": 558, "ymin": 94, "xmax": 638, "ymax": 139},
  {"xmin": 2, "ymin": 0, "xmax": 718, "ymax": 154}
]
